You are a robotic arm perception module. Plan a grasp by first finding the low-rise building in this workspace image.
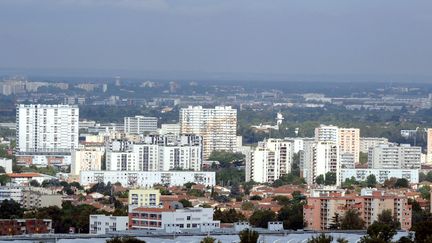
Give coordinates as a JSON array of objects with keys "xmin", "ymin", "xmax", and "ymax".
[
  {"xmin": 22, "ymin": 188, "xmax": 62, "ymax": 209},
  {"xmin": 89, "ymin": 215, "xmax": 129, "ymax": 234},
  {"xmin": 0, "ymin": 186, "xmax": 62, "ymax": 209},
  {"xmin": 129, "ymin": 206, "xmax": 220, "ymax": 233},
  {"xmin": 0, "ymin": 158, "xmax": 12, "ymax": 173},
  {"xmin": 268, "ymin": 221, "xmax": 284, "ymax": 231},
  {"xmin": 0, "ymin": 219, "xmax": 52, "ymax": 235},
  {"xmin": 6, "ymin": 173, "xmax": 57, "ymax": 186},
  {"xmin": 340, "ymin": 168, "xmax": 419, "ymax": 185},
  {"xmin": 129, "ymin": 188, "xmax": 161, "ymax": 209},
  {"xmin": 80, "ymin": 171, "xmax": 215, "ymax": 187},
  {"xmin": 303, "ymin": 189, "xmax": 412, "ymax": 231},
  {"xmin": 0, "ymin": 186, "xmax": 23, "ymax": 203}
]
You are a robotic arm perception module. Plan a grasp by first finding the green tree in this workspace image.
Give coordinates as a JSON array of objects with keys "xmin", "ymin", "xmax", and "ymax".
[
  {"xmin": 0, "ymin": 199, "xmax": 24, "ymax": 219},
  {"xmin": 362, "ymin": 222, "xmax": 396, "ymax": 243},
  {"xmin": 315, "ymin": 174, "xmax": 325, "ymax": 185},
  {"xmin": 278, "ymin": 203, "xmax": 304, "ymax": 230},
  {"xmin": 241, "ymin": 201, "xmax": 255, "ymax": 211},
  {"xmin": 377, "ymin": 209, "xmax": 400, "ymax": 230},
  {"xmin": 230, "ymin": 182, "xmax": 241, "ymax": 198},
  {"xmin": 213, "ymin": 208, "xmax": 245, "ymax": 223},
  {"xmin": 200, "ymin": 203, "xmax": 212, "ymax": 208},
  {"xmin": 396, "ymin": 235, "xmax": 414, "ymax": 243},
  {"xmin": 329, "ymin": 213, "xmax": 341, "ymax": 230},
  {"xmin": 395, "ymin": 178, "xmax": 409, "ymax": 188},
  {"xmin": 249, "ymin": 209, "xmax": 276, "ymax": 228},
  {"xmin": 307, "ymin": 233, "xmax": 333, "ymax": 243},
  {"xmin": 272, "ymin": 195, "xmax": 291, "ymax": 206},
  {"xmin": 324, "ymin": 172, "xmax": 337, "ymax": 185},
  {"xmin": 200, "ymin": 236, "xmax": 221, "ymax": 243},
  {"xmin": 216, "ymin": 168, "xmax": 245, "ymax": 186},
  {"xmin": 30, "ymin": 179, "xmax": 41, "ymax": 187},
  {"xmin": 359, "ymin": 152, "xmax": 368, "ymax": 164},
  {"xmin": 179, "ymin": 199, "xmax": 192, "ymax": 208},
  {"xmin": 273, "ymin": 173, "xmax": 305, "ymax": 187},
  {"xmin": 418, "ymin": 185, "xmax": 431, "ymax": 200},
  {"xmin": 187, "ymin": 189, "xmax": 205, "ymax": 197},
  {"xmin": 366, "ymin": 174, "xmax": 377, "ymax": 187},
  {"xmin": 0, "ymin": 174, "xmax": 10, "ymax": 185},
  {"xmin": 249, "ymin": 195, "xmax": 262, "ymax": 201},
  {"xmin": 336, "ymin": 238, "xmax": 349, "ymax": 243},
  {"xmin": 106, "ymin": 237, "xmax": 146, "ymax": 243},
  {"xmin": 340, "ymin": 209, "xmax": 365, "ymax": 230},
  {"xmin": 183, "ymin": 182, "xmax": 196, "ymax": 189},
  {"xmin": 239, "ymin": 229, "xmax": 259, "ymax": 243},
  {"xmin": 208, "ymin": 150, "xmax": 245, "ymax": 168},
  {"xmin": 412, "ymin": 221, "xmax": 432, "ymax": 243},
  {"xmin": 359, "ymin": 210, "xmax": 399, "ymax": 243}
]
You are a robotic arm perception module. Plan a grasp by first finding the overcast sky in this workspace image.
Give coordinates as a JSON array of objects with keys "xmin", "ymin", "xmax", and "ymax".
[{"xmin": 0, "ymin": 0, "xmax": 431, "ymax": 80}]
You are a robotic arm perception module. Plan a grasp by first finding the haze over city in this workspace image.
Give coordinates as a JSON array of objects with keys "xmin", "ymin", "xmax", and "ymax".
[
  {"xmin": 1, "ymin": 1, "xmax": 432, "ymax": 243},
  {"xmin": 1, "ymin": 0, "xmax": 432, "ymax": 81}
]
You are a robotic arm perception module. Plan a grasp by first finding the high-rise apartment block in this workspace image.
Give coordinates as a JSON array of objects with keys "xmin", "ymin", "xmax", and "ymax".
[
  {"xmin": 159, "ymin": 123, "xmax": 181, "ymax": 136},
  {"xmin": 427, "ymin": 128, "xmax": 432, "ymax": 163},
  {"xmin": 248, "ymin": 139, "xmax": 294, "ymax": 183},
  {"xmin": 106, "ymin": 135, "xmax": 202, "ymax": 172},
  {"xmin": 360, "ymin": 137, "xmax": 389, "ymax": 153},
  {"xmin": 71, "ymin": 144, "xmax": 105, "ymax": 176},
  {"xmin": 315, "ymin": 125, "xmax": 339, "ymax": 143},
  {"xmin": 368, "ymin": 144, "xmax": 421, "ymax": 169},
  {"xmin": 124, "ymin": 116, "xmax": 158, "ymax": 134},
  {"xmin": 16, "ymin": 104, "xmax": 79, "ymax": 166},
  {"xmin": 301, "ymin": 141, "xmax": 340, "ymax": 185},
  {"xmin": 338, "ymin": 128, "xmax": 360, "ymax": 163},
  {"xmin": 180, "ymin": 106, "xmax": 237, "ymax": 159}
]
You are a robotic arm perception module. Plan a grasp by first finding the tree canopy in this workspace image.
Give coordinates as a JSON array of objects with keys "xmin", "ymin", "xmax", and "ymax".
[{"xmin": 340, "ymin": 209, "xmax": 365, "ymax": 230}]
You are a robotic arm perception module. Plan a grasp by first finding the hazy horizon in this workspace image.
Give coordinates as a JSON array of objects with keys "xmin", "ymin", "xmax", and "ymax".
[{"xmin": 1, "ymin": 0, "xmax": 431, "ymax": 82}]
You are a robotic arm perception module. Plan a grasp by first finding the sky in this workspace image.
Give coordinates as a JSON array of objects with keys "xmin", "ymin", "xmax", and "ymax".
[{"xmin": 0, "ymin": 0, "xmax": 431, "ymax": 81}]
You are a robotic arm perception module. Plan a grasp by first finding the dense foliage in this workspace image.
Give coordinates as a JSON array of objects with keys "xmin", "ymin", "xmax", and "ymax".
[
  {"xmin": 213, "ymin": 208, "xmax": 245, "ymax": 223},
  {"xmin": 239, "ymin": 229, "xmax": 259, "ymax": 243}
]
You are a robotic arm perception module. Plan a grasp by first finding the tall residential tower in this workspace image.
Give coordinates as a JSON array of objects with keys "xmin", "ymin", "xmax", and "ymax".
[
  {"xmin": 180, "ymin": 106, "xmax": 237, "ymax": 159},
  {"xmin": 16, "ymin": 104, "xmax": 79, "ymax": 166}
]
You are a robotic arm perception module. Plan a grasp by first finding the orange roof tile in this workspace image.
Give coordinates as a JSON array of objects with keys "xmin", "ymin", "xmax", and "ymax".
[{"xmin": 7, "ymin": 173, "xmax": 42, "ymax": 178}]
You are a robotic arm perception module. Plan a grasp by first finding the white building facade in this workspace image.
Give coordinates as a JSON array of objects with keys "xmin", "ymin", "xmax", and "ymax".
[
  {"xmin": 80, "ymin": 171, "xmax": 216, "ymax": 187},
  {"xmin": 106, "ymin": 135, "xmax": 202, "ymax": 172},
  {"xmin": 360, "ymin": 137, "xmax": 389, "ymax": 154},
  {"xmin": 124, "ymin": 116, "xmax": 158, "ymax": 134},
  {"xmin": 314, "ymin": 125, "xmax": 339, "ymax": 144},
  {"xmin": 248, "ymin": 139, "xmax": 294, "ymax": 183},
  {"xmin": 89, "ymin": 215, "xmax": 129, "ymax": 234},
  {"xmin": 301, "ymin": 141, "xmax": 340, "ymax": 185},
  {"xmin": 16, "ymin": 104, "xmax": 79, "ymax": 166},
  {"xmin": 129, "ymin": 207, "xmax": 220, "ymax": 233},
  {"xmin": 340, "ymin": 168, "xmax": 419, "ymax": 185},
  {"xmin": 368, "ymin": 144, "xmax": 421, "ymax": 169},
  {"xmin": 0, "ymin": 158, "xmax": 12, "ymax": 173}
]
